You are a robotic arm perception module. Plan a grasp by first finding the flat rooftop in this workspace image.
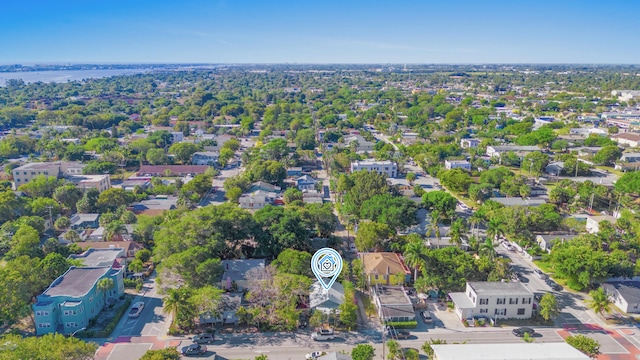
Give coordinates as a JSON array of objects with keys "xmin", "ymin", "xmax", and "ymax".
[
  {"xmin": 431, "ymin": 343, "xmax": 589, "ymax": 360},
  {"xmin": 69, "ymin": 248, "xmax": 123, "ymax": 267},
  {"xmin": 44, "ymin": 267, "xmax": 110, "ymax": 297},
  {"xmin": 375, "ymin": 286, "xmax": 411, "ymax": 305},
  {"xmin": 468, "ymin": 282, "xmax": 533, "ymax": 297},
  {"xmin": 13, "ymin": 162, "xmax": 59, "ymax": 171}
]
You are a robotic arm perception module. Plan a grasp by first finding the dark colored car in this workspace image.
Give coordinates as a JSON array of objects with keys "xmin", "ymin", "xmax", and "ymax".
[
  {"xmin": 512, "ymin": 327, "xmax": 535, "ymax": 337},
  {"xmin": 192, "ymin": 333, "xmax": 215, "ymax": 344},
  {"xmin": 181, "ymin": 344, "xmax": 207, "ymax": 356},
  {"xmin": 547, "ymin": 280, "xmax": 563, "ymax": 291}
]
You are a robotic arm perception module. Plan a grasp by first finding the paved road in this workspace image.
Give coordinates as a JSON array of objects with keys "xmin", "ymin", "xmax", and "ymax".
[
  {"xmin": 494, "ymin": 243, "xmax": 602, "ymax": 328},
  {"xmin": 171, "ymin": 328, "xmax": 565, "ymax": 359},
  {"xmin": 110, "ymin": 276, "xmax": 171, "ymax": 339}
]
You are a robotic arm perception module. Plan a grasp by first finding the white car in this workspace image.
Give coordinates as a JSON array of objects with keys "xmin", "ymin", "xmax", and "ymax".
[
  {"xmin": 306, "ymin": 351, "xmax": 323, "ymax": 359},
  {"xmin": 128, "ymin": 301, "xmax": 145, "ymax": 318}
]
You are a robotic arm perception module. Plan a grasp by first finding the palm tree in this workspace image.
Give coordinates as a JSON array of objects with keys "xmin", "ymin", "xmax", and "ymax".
[
  {"xmin": 426, "ymin": 210, "xmax": 442, "ymax": 248},
  {"xmin": 479, "ymin": 238, "xmax": 497, "ymax": 261},
  {"xmin": 97, "ymin": 277, "xmax": 115, "ymax": 304},
  {"xmin": 585, "ymin": 288, "xmax": 612, "ymax": 318},
  {"xmin": 403, "ymin": 238, "xmax": 427, "ymax": 282},
  {"xmin": 163, "ymin": 288, "xmax": 195, "ymax": 328},
  {"xmin": 486, "ymin": 218, "xmax": 505, "ymax": 241},
  {"xmin": 449, "ymin": 219, "xmax": 465, "ymax": 248},
  {"xmin": 468, "ymin": 212, "xmax": 484, "ymax": 237},
  {"xmin": 103, "ymin": 221, "xmax": 127, "ymax": 241}
]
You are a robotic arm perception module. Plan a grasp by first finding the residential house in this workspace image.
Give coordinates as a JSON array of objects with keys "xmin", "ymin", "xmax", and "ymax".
[
  {"xmin": 371, "ymin": 285, "xmax": 416, "ymax": 323},
  {"xmin": 302, "ymin": 190, "xmax": 324, "ymax": 204},
  {"xmin": 343, "ymin": 134, "xmax": 376, "ymax": 152},
  {"xmin": 444, "ymin": 160, "xmax": 471, "ymax": 170},
  {"xmin": 351, "ymin": 160, "xmax": 397, "ymax": 178},
  {"xmin": 360, "ymin": 252, "xmax": 411, "ymax": 285},
  {"xmin": 431, "ymin": 343, "xmax": 589, "ymax": 360},
  {"xmin": 249, "ymin": 181, "xmax": 282, "ymax": 193},
  {"xmin": 69, "ymin": 248, "xmax": 126, "ymax": 270},
  {"xmin": 70, "ymin": 213, "xmax": 101, "ymax": 231},
  {"xmin": 32, "ymin": 266, "xmax": 124, "ymax": 335},
  {"xmin": 387, "ymin": 178, "xmax": 411, "ymax": 191},
  {"xmin": 296, "ymin": 175, "xmax": 317, "ymax": 191},
  {"xmin": 169, "ymin": 131, "xmax": 184, "ymax": 144},
  {"xmin": 67, "ymin": 174, "xmax": 111, "ymax": 193},
  {"xmin": 536, "ymin": 234, "xmax": 578, "ymax": 253},
  {"xmin": 75, "ymin": 241, "xmax": 144, "ymax": 260},
  {"xmin": 115, "ymin": 178, "xmax": 151, "ymax": 191},
  {"xmin": 606, "ymin": 118, "xmax": 632, "ymax": 129},
  {"xmin": 191, "ymin": 151, "xmax": 219, "ymax": 166},
  {"xmin": 286, "ymin": 167, "xmax": 303, "ymax": 177},
  {"xmin": 615, "ymin": 162, "xmax": 640, "ymax": 172},
  {"xmin": 86, "ymin": 224, "xmax": 135, "ymax": 241},
  {"xmin": 220, "ymin": 259, "xmax": 266, "ymax": 291},
  {"xmin": 544, "ymin": 162, "xmax": 564, "ymax": 176},
  {"xmin": 489, "ymin": 197, "xmax": 546, "ymax": 207},
  {"xmin": 401, "ymin": 133, "xmax": 420, "ymax": 146},
  {"xmin": 239, "ymin": 190, "xmax": 278, "ymax": 210},
  {"xmin": 309, "ymin": 281, "xmax": 345, "ymax": 314},
  {"xmin": 199, "ymin": 293, "xmax": 242, "ymax": 325},
  {"xmin": 586, "ymin": 215, "xmax": 617, "ymax": 234},
  {"xmin": 621, "ymin": 152, "xmax": 640, "ymax": 163},
  {"xmin": 612, "ymin": 133, "xmax": 640, "ymax": 148},
  {"xmin": 486, "ymin": 146, "xmax": 540, "ymax": 158},
  {"xmin": 460, "ymin": 138, "xmax": 480, "ymax": 149},
  {"xmin": 129, "ymin": 196, "xmax": 178, "ymax": 216},
  {"xmin": 449, "ymin": 282, "xmax": 534, "ymax": 321},
  {"xmin": 137, "ymin": 165, "xmax": 209, "ymax": 177},
  {"xmin": 602, "ymin": 281, "xmax": 640, "ymax": 314},
  {"xmin": 534, "ymin": 116, "xmax": 556, "ymax": 127}
]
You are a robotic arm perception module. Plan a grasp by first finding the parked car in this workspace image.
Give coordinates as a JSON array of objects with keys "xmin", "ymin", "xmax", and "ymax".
[
  {"xmin": 181, "ymin": 344, "xmax": 207, "ymax": 356},
  {"xmin": 128, "ymin": 302, "xmax": 145, "ymax": 318},
  {"xmin": 512, "ymin": 327, "xmax": 535, "ymax": 337},
  {"xmin": 311, "ymin": 329, "xmax": 335, "ymax": 341},
  {"xmin": 306, "ymin": 351, "xmax": 323, "ymax": 359},
  {"xmin": 421, "ymin": 311, "xmax": 433, "ymax": 324},
  {"xmin": 349, "ymin": 242, "xmax": 357, "ymax": 252},
  {"xmin": 387, "ymin": 328, "xmax": 411, "ymax": 339},
  {"xmin": 533, "ymin": 269, "xmax": 547, "ymax": 279},
  {"xmin": 547, "ymin": 279, "xmax": 563, "ymax": 291},
  {"xmin": 192, "ymin": 333, "xmax": 215, "ymax": 344}
]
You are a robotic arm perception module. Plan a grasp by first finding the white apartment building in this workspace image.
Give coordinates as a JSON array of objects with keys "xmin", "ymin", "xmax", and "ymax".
[
  {"xmin": 449, "ymin": 282, "xmax": 533, "ymax": 320},
  {"xmin": 460, "ymin": 138, "xmax": 480, "ymax": 148},
  {"xmin": 486, "ymin": 145, "xmax": 540, "ymax": 158},
  {"xmin": 67, "ymin": 174, "xmax": 112, "ymax": 193},
  {"xmin": 13, "ymin": 163, "xmax": 62, "ymax": 186},
  {"xmin": 350, "ymin": 160, "xmax": 397, "ymax": 178},
  {"xmin": 444, "ymin": 160, "xmax": 471, "ymax": 170}
]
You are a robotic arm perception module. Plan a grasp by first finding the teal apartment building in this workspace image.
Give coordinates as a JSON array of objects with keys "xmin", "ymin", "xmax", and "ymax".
[{"xmin": 33, "ymin": 248, "xmax": 125, "ymax": 335}]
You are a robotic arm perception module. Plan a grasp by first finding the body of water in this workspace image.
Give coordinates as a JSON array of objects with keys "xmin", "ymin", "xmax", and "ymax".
[{"xmin": 0, "ymin": 68, "xmax": 151, "ymax": 86}]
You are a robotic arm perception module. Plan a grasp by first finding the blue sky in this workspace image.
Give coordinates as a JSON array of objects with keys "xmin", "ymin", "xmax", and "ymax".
[{"xmin": 1, "ymin": 0, "xmax": 639, "ymax": 64}]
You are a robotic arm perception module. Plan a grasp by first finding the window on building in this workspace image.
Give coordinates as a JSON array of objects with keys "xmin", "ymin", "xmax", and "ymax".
[
  {"xmin": 523, "ymin": 297, "xmax": 532, "ymax": 304},
  {"xmin": 517, "ymin": 308, "xmax": 526, "ymax": 315},
  {"xmin": 509, "ymin": 298, "xmax": 518, "ymax": 305},
  {"xmin": 480, "ymin": 309, "xmax": 488, "ymax": 314},
  {"xmin": 497, "ymin": 298, "xmax": 506, "ymax": 305},
  {"xmin": 494, "ymin": 308, "xmax": 507, "ymax": 316},
  {"xmin": 479, "ymin": 298, "xmax": 488, "ymax": 305},
  {"xmin": 472, "ymin": 296, "xmax": 476, "ymax": 303},
  {"xmin": 38, "ymin": 323, "xmax": 51, "ymax": 328}
]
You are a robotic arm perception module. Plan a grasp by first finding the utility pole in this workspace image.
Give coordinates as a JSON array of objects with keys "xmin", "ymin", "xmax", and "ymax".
[{"xmin": 45, "ymin": 205, "xmax": 54, "ymax": 229}]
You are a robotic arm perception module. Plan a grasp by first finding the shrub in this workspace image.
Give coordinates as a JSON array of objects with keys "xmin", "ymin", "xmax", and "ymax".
[
  {"xmin": 384, "ymin": 320, "xmax": 418, "ymax": 329},
  {"xmin": 124, "ymin": 278, "xmax": 143, "ymax": 288},
  {"xmin": 80, "ymin": 297, "xmax": 132, "ymax": 338}
]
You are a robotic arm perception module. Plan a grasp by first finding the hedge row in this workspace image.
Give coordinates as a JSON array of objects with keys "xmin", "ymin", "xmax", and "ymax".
[{"xmin": 385, "ymin": 320, "xmax": 418, "ymax": 329}]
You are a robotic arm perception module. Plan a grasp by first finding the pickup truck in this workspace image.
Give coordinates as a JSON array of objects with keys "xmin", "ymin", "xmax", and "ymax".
[
  {"xmin": 387, "ymin": 328, "xmax": 411, "ymax": 339},
  {"xmin": 311, "ymin": 329, "xmax": 335, "ymax": 341}
]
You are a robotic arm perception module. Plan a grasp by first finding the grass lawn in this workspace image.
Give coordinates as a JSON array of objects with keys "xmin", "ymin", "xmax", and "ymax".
[{"xmin": 533, "ymin": 260, "xmax": 571, "ymax": 288}]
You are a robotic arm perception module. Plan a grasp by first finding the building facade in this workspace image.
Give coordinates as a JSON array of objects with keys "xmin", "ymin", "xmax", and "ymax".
[
  {"xmin": 444, "ymin": 160, "xmax": 471, "ymax": 170},
  {"xmin": 33, "ymin": 266, "xmax": 124, "ymax": 335},
  {"xmin": 449, "ymin": 282, "xmax": 534, "ymax": 320},
  {"xmin": 351, "ymin": 160, "xmax": 397, "ymax": 178}
]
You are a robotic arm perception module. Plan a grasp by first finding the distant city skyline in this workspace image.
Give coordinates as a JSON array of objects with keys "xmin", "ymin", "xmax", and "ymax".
[{"xmin": 2, "ymin": 0, "xmax": 640, "ymax": 64}]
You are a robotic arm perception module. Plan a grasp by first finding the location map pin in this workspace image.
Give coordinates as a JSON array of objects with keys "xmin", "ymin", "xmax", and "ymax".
[{"xmin": 311, "ymin": 247, "xmax": 343, "ymax": 292}]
